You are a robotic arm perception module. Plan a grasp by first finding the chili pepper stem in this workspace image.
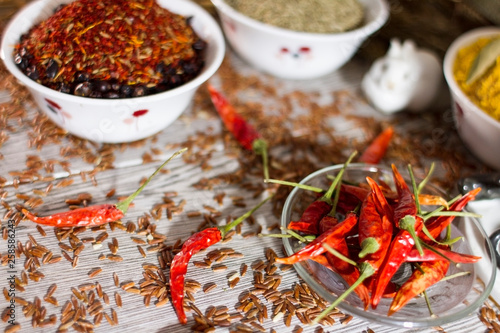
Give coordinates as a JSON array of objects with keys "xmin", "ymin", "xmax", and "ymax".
[
  {"xmin": 312, "ymin": 262, "xmax": 375, "ymax": 325},
  {"xmin": 282, "ymin": 227, "xmax": 312, "ymax": 243},
  {"xmin": 263, "ymin": 179, "xmax": 323, "ymax": 193},
  {"xmin": 399, "ymin": 215, "xmax": 424, "ymax": 256},
  {"xmin": 423, "ymin": 211, "xmax": 482, "ymax": 220},
  {"xmin": 321, "ymin": 151, "xmax": 358, "ymax": 206},
  {"xmin": 408, "ymin": 164, "xmax": 422, "ymax": 215},
  {"xmin": 219, "ymin": 194, "xmax": 273, "ymax": 237},
  {"xmin": 323, "ymin": 243, "xmax": 357, "ymax": 266},
  {"xmin": 115, "ymin": 148, "xmax": 187, "ymax": 214},
  {"xmin": 358, "ymin": 237, "xmax": 380, "ymax": 258},
  {"xmin": 422, "ymin": 290, "xmax": 436, "ymax": 317},
  {"xmin": 253, "ymin": 139, "xmax": 270, "ymax": 181},
  {"xmin": 416, "ymin": 162, "xmax": 435, "ymax": 194},
  {"xmin": 440, "ymin": 271, "xmax": 471, "ymax": 281}
]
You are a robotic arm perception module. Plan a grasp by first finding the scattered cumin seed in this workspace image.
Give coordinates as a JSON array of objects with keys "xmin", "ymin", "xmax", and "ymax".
[
  {"xmin": 203, "ymin": 283, "xmax": 217, "ymax": 293},
  {"xmin": 211, "ymin": 264, "xmax": 227, "ymax": 272},
  {"xmin": 88, "ymin": 268, "xmax": 102, "ymax": 278},
  {"xmin": 5, "ymin": 323, "xmax": 21, "ymax": 333},
  {"xmin": 114, "ymin": 292, "xmax": 122, "ymax": 308},
  {"xmin": 107, "ymin": 254, "xmax": 123, "ymax": 262}
]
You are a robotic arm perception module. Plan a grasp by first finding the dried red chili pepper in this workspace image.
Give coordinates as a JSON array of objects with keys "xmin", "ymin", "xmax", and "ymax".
[
  {"xmin": 324, "ymin": 237, "xmax": 371, "ymax": 308},
  {"xmin": 423, "ymin": 187, "xmax": 481, "ymax": 241},
  {"xmin": 170, "ymin": 195, "xmax": 272, "ymax": 324},
  {"xmin": 22, "ymin": 148, "xmax": 186, "ymax": 227},
  {"xmin": 358, "ymin": 193, "xmax": 392, "ymax": 263},
  {"xmin": 340, "ymin": 183, "xmax": 369, "ymax": 202},
  {"xmin": 405, "ymin": 246, "xmax": 481, "ymax": 264},
  {"xmin": 170, "ymin": 227, "xmax": 222, "ymax": 324},
  {"xmin": 370, "ymin": 164, "xmax": 424, "ymax": 309},
  {"xmin": 287, "ymin": 152, "xmax": 357, "ymax": 235},
  {"xmin": 359, "ymin": 126, "xmax": 394, "ymax": 164},
  {"xmin": 275, "ymin": 212, "xmax": 358, "ymax": 265},
  {"xmin": 388, "ymin": 258, "xmax": 450, "ymax": 316},
  {"xmin": 208, "ymin": 84, "xmax": 270, "ymax": 179},
  {"xmin": 366, "ymin": 177, "xmax": 394, "ymax": 223}
]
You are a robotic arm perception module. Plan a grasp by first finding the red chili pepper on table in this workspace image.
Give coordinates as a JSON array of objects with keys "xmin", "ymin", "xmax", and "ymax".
[
  {"xmin": 359, "ymin": 126, "xmax": 394, "ymax": 164},
  {"xmin": 207, "ymin": 84, "xmax": 270, "ymax": 180},
  {"xmin": 388, "ymin": 258, "xmax": 450, "ymax": 316},
  {"xmin": 21, "ymin": 148, "xmax": 187, "ymax": 228},
  {"xmin": 170, "ymin": 195, "xmax": 272, "ymax": 324},
  {"xmin": 170, "ymin": 227, "xmax": 222, "ymax": 324}
]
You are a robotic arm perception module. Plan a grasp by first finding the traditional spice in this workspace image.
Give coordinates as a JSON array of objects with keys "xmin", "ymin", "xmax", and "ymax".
[
  {"xmin": 454, "ymin": 36, "xmax": 500, "ymax": 122},
  {"xmin": 14, "ymin": 0, "xmax": 207, "ymax": 98},
  {"xmin": 224, "ymin": 0, "xmax": 364, "ymax": 33}
]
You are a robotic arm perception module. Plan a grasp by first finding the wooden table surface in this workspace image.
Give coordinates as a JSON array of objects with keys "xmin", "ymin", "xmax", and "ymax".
[{"xmin": 1, "ymin": 10, "xmax": 499, "ymax": 333}]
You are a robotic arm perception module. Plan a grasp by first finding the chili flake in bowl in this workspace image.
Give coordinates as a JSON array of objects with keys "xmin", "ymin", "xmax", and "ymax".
[
  {"xmin": 15, "ymin": 0, "xmax": 206, "ymax": 98},
  {"xmin": 1, "ymin": 0, "xmax": 225, "ymax": 143}
]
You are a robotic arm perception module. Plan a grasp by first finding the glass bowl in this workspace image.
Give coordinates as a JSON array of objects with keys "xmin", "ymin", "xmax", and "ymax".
[{"xmin": 281, "ymin": 163, "xmax": 497, "ymax": 328}]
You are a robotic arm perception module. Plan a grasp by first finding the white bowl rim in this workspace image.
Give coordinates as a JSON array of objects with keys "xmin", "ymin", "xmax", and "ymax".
[
  {"xmin": 0, "ymin": 0, "xmax": 225, "ymax": 105},
  {"xmin": 443, "ymin": 26, "xmax": 500, "ymax": 130},
  {"xmin": 210, "ymin": 0, "xmax": 389, "ymax": 41}
]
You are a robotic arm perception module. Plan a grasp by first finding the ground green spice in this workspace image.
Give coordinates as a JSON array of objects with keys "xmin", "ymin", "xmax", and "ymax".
[{"xmin": 225, "ymin": 0, "xmax": 364, "ymax": 33}]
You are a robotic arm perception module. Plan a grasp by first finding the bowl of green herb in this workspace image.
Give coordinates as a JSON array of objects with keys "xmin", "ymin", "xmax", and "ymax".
[{"xmin": 211, "ymin": 0, "xmax": 389, "ymax": 80}]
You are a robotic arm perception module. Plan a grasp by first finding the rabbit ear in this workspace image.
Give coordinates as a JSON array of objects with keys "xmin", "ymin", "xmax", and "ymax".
[
  {"xmin": 387, "ymin": 38, "xmax": 402, "ymax": 57},
  {"xmin": 402, "ymin": 40, "xmax": 417, "ymax": 57}
]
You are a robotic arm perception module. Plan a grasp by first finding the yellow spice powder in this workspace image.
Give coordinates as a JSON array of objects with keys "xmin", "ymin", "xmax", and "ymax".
[{"xmin": 453, "ymin": 36, "xmax": 500, "ymax": 122}]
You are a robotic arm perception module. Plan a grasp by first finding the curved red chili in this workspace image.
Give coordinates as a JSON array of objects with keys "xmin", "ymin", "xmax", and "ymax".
[
  {"xmin": 388, "ymin": 259, "xmax": 450, "ymax": 316},
  {"xmin": 324, "ymin": 238, "xmax": 371, "ymax": 309},
  {"xmin": 358, "ymin": 193, "xmax": 390, "ymax": 259},
  {"xmin": 208, "ymin": 84, "xmax": 269, "ymax": 179},
  {"xmin": 170, "ymin": 195, "xmax": 272, "ymax": 324},
  {"xmin": 208, "ymin": 84, "xmax": 261, "ymax": 151},
  {"xmin": 391, "ymin": 164, "xmax": 418, "ymax": 226},
  {"xmin": 370, "ymin": 228, "xmax": 417, "ymax": 309},
  {"xmin": 170, "ymin": 227, "xmax": 222, "ymax": 324}
]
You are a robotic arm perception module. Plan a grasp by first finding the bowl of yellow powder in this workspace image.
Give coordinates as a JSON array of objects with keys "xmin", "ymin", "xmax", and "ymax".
[
  {"xmin": 444, "ymin": 26, "xmax": 500, "ymax": 170},
  {"xmin": 211, "ymin": 0, "xmax": 389, "ymax": 80}
]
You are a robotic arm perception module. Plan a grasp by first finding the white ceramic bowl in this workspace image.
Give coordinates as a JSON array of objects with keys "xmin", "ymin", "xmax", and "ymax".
[
  {"xmin": 0, "ymin": 0, "xmax": 225, "ymax": 143},
  {"xmin": 443, "ymin": 27, "xmax": 500, "ymax": 170},
  {"xmin": 211, "ymin": 0, "xmax": 389, "ymax": 80}
]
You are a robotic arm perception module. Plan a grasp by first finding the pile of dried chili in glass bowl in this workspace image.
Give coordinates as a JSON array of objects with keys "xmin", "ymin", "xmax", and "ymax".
[{"xmin": 13, "ymin": 0, "xmax": 207, "ymax": 99}]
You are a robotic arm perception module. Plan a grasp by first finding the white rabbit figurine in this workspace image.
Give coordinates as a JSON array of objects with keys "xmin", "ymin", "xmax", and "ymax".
[{"xmin": 361, "ymin": 39, "xmax": 443, "ymax": 114}]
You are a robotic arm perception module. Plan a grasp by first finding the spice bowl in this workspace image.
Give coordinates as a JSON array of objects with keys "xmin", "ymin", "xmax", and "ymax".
[
  {"xmin": 443, "ymin": 27, "xmax": 500, "ymax": 170},
  {"xmin": 281, "ymin": 164, "xmax": 496, "ymax": 328},
  {"xmin": 0, "ymin": 0, "xmax": 225, "ymax": 143},
  {"xmin": 210, "ymin": 0, "xmax": 389, "ymax": 80}
]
